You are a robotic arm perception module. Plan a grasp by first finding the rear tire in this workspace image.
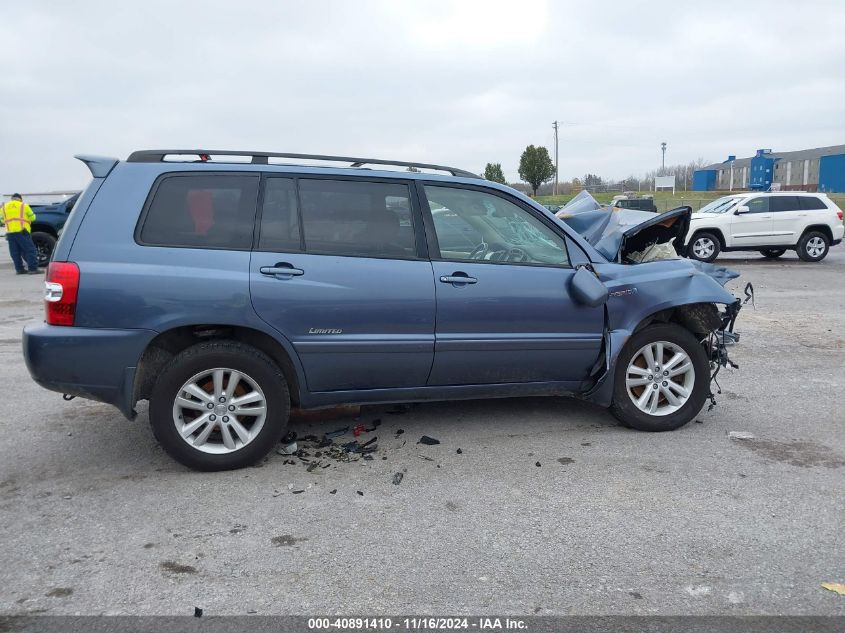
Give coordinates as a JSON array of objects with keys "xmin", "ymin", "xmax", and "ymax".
[
  {"xmin": 31, "ymin": 232, "xmax": 56, "ymax": 267},
  {"xmin": 796, "ymin": 231, "xmax": 829, "ymax": 262},
  {"xmin": 759, "ymin": 248, "xmax": 786, "ymax": 259},
  {"xmin": 149, "ymin": 341, "xmax": 290, "ymax": 471},
  {"xmin": 688, "ymin": 232, "xmax": 720, "ymax": 262},
  {"xmin": 610, "ymin": 324, "xmax": 710, "ymax": 432}
]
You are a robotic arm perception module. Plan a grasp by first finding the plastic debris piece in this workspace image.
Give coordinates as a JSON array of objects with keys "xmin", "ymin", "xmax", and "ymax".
[
  {"xmin": 356, "ymin": 491, "xmax": 364, "ymax": 496},
  {"xmin": 728, "ymin": 431, "xmax": 756, "ymax": 441},
  {"xmin": 363, "ymin": 454, "xmax": 374, "ymax": 460},
  {"xmin": 419, "ymin": 455, "xmax": 434, "ymax": 462},
  {"xmin": 361, "ymin": 436, "xmax": 378, "ymax": 448},
  {"xmin": 342, "ymin": 441, "xmax": 360, "ymax": 453},
  {"xmin": 393, "ymin": 472, "xmax": 404, "ymax": 485},
  {"xmin": 418, "ymin": 435, "xmax": 440, "ymax": 445},
  {"xmin": 291, "ymin": 490, "xmax": 304, "ymax": 494},
  {"xmin": 277, "ymin": 442, "xmax": 298, "ymax": 455},
  {"xmin": 194, "ymin": 607, "xmax": 203, "ymax": 618},
  {"xmin": 821, "ymin": 583, "xmax": 845, "ymax": 595},
  {"xmin": 456, "ymin": 448, "xmax": 463, "ymax": 454},
  {"xmin": 558, "ymin": 457, "xmax": 575, "ymax": 465},
  {"xmin": 306, "ymin": 462, "xmax": 319, "ymax": 473},
  {"xmin": 535, "ymin": 461, "xmax": 541, "ymax": 467},
  {"xmin": 329, "ymin": 489, "xmax": 337, "ymax": 494},
  {"xmin": 353, "ymin": 424, "xmax": 366, "ymax": 437},
  {"xmin": 325, "ymin": 427, "xmax": 348, "ymax": 439}
]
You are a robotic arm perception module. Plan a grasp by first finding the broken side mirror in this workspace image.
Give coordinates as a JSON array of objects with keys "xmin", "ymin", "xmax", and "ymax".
[
  {"xmin": 571, "ymin": 266, "xmax": 608, "ymax": 307},
  {"xmin": 735, "ymin": 205, "xmax": 750, "ymax": 214}
]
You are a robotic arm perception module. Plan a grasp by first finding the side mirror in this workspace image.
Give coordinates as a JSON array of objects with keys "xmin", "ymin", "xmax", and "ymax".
[
  {"xmin": 571, "ymin": 266, "xmax": 608, "ymax": 307},
  {"xmin": 735, "ymin": 205, "xmax": 750, "ymax": 214}
]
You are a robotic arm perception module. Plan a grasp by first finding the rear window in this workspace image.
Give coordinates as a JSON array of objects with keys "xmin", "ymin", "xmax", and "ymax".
[
  {"xmin": 798, "ymin": 196, "xmax": 827, "ymax": 211},
  {"xmin": 139, "ymin": 174, "xmax": 259, "ymax": 249},
  {"xmin": 298, "ymin": 179, "xmax": 417, "ymax": 259}
]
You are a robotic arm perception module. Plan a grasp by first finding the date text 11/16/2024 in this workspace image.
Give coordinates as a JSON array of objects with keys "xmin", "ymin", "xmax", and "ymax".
[{"xmin": 307, "ymin": 617, "xmax": 528, "ymax": 630}]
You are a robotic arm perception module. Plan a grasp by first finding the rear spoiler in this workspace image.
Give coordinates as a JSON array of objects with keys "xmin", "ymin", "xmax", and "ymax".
[{"xmin": 74, "ymin": 155, "xmax": 119, "ymax": 178}]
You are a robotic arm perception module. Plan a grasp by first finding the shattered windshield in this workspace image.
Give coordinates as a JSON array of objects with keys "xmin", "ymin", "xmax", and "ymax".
[{"xmin": 698, "ymin": 196, "xmax": 741, "ymax": 214}]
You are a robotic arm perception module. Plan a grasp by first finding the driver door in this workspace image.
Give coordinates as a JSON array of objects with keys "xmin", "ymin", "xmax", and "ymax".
[
  {"xmin": 730, "ymin": 196, "xmax": 773, "ymax": 246},
  {"xmin": 420, "ymin": 183, "xmax": 604, "ymax": 386}
]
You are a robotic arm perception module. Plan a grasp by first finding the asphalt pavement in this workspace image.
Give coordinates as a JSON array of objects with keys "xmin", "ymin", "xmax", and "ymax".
[{"xmin": 0, "ymin": 244, "xmax": 843, "ymax": 616}]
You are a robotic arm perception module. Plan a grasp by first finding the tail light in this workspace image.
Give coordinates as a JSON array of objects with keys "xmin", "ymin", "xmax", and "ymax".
[
  {"xmin": 44, "ymin": 262, "xmax": 80, "ymax": 326},
  {"xmin": 837, "ymin": 209, "xmax": 843, "ymax": 221}
]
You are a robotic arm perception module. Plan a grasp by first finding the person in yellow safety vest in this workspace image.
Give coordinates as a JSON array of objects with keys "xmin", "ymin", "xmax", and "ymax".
[{"xmin": 0, "ymin": 193, "xmax": 40, "ymax": 274}]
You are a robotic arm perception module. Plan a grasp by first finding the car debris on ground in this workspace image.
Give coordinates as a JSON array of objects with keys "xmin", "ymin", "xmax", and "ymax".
[{"xmin": 728, "ymin": 431, "xmax": 756, "ymax": 441}]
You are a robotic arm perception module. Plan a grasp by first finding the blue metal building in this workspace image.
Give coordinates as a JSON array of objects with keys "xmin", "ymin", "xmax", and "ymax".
[{"xmin": 693, "ymin": 144, "xmax": 845, "ymax": 192}]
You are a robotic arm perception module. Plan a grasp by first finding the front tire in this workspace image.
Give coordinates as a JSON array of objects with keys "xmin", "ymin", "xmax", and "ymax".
[
  {"xmin": 797, "ymin": 231, "xmax": 829, "ymax": 262},
  {"xmin": 610, "ymin": 324, "xmax": 710, "ymax": 432},
  {"xmin": 759, "ymin": 248, "xmax": 786, "ymax": 259},
  {"xmin": 149, "ymin": 341, "xmax": 290, "ymax": 471},
  {"xmin": 688, "ymin": 232, "xmax": 721, "ymax": 262},
  {"xmin": 31, "ymin": 232, "xmax": 56, "ymax": 267}
]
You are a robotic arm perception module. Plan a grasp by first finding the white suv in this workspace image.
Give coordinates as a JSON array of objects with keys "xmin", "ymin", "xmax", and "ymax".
[{"xmin": 685, "ymin": 192, "xmax": 844, "ymax": 262}]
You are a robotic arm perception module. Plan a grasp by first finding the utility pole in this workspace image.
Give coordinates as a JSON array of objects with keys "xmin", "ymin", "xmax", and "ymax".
[
  {"xmin": 552, "ymin": 120, "xmax": 559, "ymax": 196},
  {"xmin": 661, "ymin": 141, "xmax": 667, "ymax": 174}
]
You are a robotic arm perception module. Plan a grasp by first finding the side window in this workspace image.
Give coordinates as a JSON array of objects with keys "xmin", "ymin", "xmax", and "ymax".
[
  {"xmin": 744, "ymin": 197, "xmax": 770, "ymax": 214},
  {"xmin": 298, "ymin": 179, "xmax": 416, "ymax": 259},
  {"xmin": 139, "ymin": 174, "xmax": 259, "ymax": 249},
  {"xmin": 424, "ymin": 185, "xmax": 569, "ymax": 267},
  {"xmin": 799, "ymin": 196, "xmax": 827, "ymax": 211},
  {"xmin": 770, "ymin": 196, "xmax": 799, "ymax": 212},
  {"xmin": 258, "ymin": 178, "xmax": 301, "ymax": 252}
]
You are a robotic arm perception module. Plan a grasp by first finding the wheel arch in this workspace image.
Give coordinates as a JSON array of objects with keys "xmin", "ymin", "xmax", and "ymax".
[
  {"xmin": 134, "ymin": 324, "xmax": 303, "ymax": 408},
  {"xmin": 583, "ymin": 301, "xmax": 725, "ymax": 408},
  {"xmin": 632, "ymin": 302, "xmax": 722, "ymax": 339},
  {"xmin": 801, "ymin": 224, "xmax": 833, "ymax": 243},
  {"xmin": 30, "ymin": 223, "xmax": 58, "ymax": 237},
  {"xmin": 690, "ymin": 227, "xmax": 726, "ymax": 249}
]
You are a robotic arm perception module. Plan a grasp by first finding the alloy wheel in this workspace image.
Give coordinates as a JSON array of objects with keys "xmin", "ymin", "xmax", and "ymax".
[
  {"xmin": 172, "ymin": 368, "xmax": 267, "ymax": 454},
  {"xmin": 692, "ymin": 237, "xmax": 715, "ymax": 260},
  {"xmin": 625, "ymin": 341, "xmax": 696, "ymax": 416},
  {"xmin": 806, "ymin": 236, "xmax": 826, "ymax": 259}
]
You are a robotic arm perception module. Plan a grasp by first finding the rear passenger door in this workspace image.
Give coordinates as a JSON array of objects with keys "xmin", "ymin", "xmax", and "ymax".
[
  {"xmin": 249, "ymin": 176, "xmax": 435, "ymax": 392},
  {"xmin": 769, "ymin": 196, "xmax": 803, "ymax": 245}
]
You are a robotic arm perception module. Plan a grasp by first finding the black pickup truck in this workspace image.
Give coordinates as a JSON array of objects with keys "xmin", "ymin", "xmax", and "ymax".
[{"xmin": 23, "ymin": 192, "xmax": 80, "ymax": 266}]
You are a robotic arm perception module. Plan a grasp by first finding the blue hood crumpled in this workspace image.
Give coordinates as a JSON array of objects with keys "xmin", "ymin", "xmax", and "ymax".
[{"xmin": 555, "ymin": 191, "xmax": 739, "ymax": 286}]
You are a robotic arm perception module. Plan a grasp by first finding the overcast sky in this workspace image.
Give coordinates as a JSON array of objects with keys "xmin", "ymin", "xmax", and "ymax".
[{"xmin": 1, "ymin": 0, "xmax": 843, "ymax": 192}]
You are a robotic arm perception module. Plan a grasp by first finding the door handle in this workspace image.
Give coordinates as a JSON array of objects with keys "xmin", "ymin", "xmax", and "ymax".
[
  {"xmin": 440, "ymin": 273, "xmax": 477, "ymax": 285},
  {"xmin": 260, "ymin": 264, "xmax": 304, "ymax": 277}
]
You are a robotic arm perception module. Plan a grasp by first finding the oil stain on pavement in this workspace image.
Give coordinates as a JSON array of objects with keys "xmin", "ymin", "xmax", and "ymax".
[{"xmin": 738, "ymin": 439, "xmax": 845, "ymax": 468}]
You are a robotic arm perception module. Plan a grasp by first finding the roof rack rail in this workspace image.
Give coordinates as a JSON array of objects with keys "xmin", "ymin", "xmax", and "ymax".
[{"xmin": 126, "ymin": 149, "xmax": 480, "ymax": 179}]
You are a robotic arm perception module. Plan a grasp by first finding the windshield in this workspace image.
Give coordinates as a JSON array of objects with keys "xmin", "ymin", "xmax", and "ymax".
[{"xmin": 698, "ymin": 196, "xmax": 742, "ymax": 214}]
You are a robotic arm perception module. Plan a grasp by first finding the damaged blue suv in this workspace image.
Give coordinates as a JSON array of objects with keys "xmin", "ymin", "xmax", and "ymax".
[{"xmin": 23, "ymin": 150, "xmax": 743, "ymax": 471}]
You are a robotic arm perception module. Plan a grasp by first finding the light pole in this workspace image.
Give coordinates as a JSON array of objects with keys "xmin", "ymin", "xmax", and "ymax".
[
  {"xmin": 552, "ymin": 121, "xmax": 559, "ymax": 196},
  {"xmin": 660, "ymin": 142, "xmax": 667, "ymax": 174}
]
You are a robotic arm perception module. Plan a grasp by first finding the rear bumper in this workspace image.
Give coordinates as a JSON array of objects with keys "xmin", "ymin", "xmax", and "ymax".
[{"xmin": 23, "ymin": 323, "xmax": 157, "ymax": 419}]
